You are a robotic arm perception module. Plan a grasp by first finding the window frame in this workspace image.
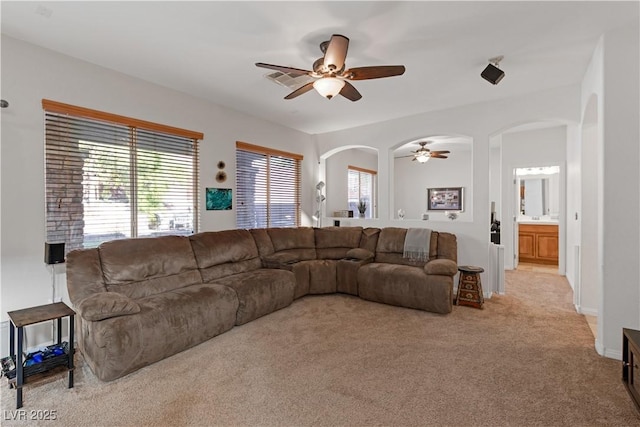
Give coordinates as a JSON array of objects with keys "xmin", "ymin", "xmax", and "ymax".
[
  {"xmin": 43, "ymin": 99, "xmax": 202, "ymax": 252},
  {"xmin": 235, "ymin": 141, "xmax": 303, "ymax": 229},
  {"xmin": 348, "ymin": 165, "xmax": 377, "ymax": 219}
]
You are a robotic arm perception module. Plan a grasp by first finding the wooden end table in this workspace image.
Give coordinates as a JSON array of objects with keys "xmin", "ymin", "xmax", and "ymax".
[
  {"xmin": 455, "ymin": 265, "xmax": 485, "ymax": 309},
  {"xmin": 7, "ymin": 302, "xmax": 75, "ymax": 409}
]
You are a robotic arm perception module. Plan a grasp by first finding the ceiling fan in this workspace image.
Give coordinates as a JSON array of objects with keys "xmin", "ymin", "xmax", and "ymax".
[
  {"xmin": 256, "ymin": 34, "xmax": 405, "ymax": 101},
  {"xmin": 403, "ymin": 141, "xmax": 450, "ymax": 163}
]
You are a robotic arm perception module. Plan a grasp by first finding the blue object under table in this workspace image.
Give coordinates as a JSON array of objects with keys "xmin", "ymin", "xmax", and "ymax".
[{"xmin": 6, "ymin": 302, "xmax": 75, "ymax": 409}]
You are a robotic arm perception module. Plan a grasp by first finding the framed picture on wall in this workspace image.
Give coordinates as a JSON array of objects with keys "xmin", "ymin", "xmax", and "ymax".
[
  {"xmin": 206, "ymin": 188, "xmax": 232, "ymax": 210},
  {"xmin": 427, "ymin": 187, "xmax": 464, "ymax": 211}
]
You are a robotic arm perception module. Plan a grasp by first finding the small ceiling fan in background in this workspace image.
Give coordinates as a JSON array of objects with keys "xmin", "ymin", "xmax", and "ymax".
[
  {"xmin": 400, "ymin": 141, "xmax": 450, "ymax": 163},
  {"xmin": 256, "ymin": 34, "xmax": 406, "ymax": 101}
]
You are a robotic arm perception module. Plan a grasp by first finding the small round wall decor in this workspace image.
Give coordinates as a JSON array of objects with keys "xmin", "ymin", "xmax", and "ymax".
[
  {"xmin": 217, "ymin": 161, "xmax": 226, "ymax": 170},
  {"xmin": 216, "ymin": 171, "xmax": 227, "ymax": 183}
]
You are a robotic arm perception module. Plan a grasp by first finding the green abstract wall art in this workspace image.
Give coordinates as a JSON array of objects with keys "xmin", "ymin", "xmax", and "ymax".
[{"xmin": 206, "ymin": 188, "xmax": 232, "ymax": 210}]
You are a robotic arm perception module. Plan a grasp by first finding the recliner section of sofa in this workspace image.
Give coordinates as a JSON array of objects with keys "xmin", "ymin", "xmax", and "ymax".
[
  {"xmin": 67, "ymin": 235, "xmax": 241, "ymax": 382},
  {"xmin": 358, "ymin": 227, "xmax": 458, "ymax": 314},
  {"xmin": 66, "ymin": 226, "xmax": 457, "ymax": 382},
  {"xmin": 189, "ymin": 229, "xmax": 295, "ymax": 325}
]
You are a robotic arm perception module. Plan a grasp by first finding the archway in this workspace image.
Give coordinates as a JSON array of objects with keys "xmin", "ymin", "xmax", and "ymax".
[
  {"xmin": 320, "ymin": 145, "xmax": 379, "ymax": 220},
  {"xmin": 490, "ymin": 120, "xmax": 569, "ymax": 275},
  {"xmin": 391, "ymin": 134, "xmax": 473, "ymax": 221}
]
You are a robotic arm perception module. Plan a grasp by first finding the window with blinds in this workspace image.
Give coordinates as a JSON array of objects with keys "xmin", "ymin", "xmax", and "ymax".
[
  {"xmin": 43, "ymin": 100, "xmax": 201, "ymax": 252},
  {"xmin": 348, "ymin": 166, "xmax": 377, "ymax": 218},
  {"xmin": 236, "ymin": 141, "xmax": 302, "ymax": 229}
]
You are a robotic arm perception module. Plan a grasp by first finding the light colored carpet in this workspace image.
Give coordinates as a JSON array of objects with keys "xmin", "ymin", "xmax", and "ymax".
[{"xmin": 2, "ymin": 270, "xmax": 639, "ymax": 426}]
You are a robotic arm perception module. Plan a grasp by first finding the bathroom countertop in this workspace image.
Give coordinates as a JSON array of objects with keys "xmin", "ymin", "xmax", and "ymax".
[{"xmin": 517, "ymin": 219, "xmax": 559, "ymax": 225}]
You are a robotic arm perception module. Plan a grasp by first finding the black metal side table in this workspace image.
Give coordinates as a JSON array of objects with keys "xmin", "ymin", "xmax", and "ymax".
[{"xmin": 7, "ymin": 302, "xmax": 75, "ymax": 409}]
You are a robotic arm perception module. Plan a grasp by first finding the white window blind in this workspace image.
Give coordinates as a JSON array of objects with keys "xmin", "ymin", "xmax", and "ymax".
[
  {"xmin": 236, "ymin": 141, "xmax": 302, "ymax": 229},
  {"xmin": 43, "ymin": 100, "xmax": 201, "ymax": 252},
  {"xmin": 348, "ymin": 166, "xmax": 377, "ymax": 218}
]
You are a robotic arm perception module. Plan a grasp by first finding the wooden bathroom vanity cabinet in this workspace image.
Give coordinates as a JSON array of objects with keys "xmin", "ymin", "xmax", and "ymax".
[{"xmin": 518, "ymin": 223, "xmax": 559, "ymax": 265}]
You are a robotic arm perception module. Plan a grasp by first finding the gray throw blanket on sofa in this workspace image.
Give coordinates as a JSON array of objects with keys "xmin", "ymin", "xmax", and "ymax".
[{"xmin": 403, "ymin": 228, "xmax": 432, "ymax": 261}]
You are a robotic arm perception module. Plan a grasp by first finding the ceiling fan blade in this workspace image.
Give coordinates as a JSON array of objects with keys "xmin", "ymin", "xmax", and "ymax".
[
  {"xmin": 284, "ymin": 82, "xmax": 315, "ymax": 100},
  {"xmin": 430, "ymin": 150, "xmax": 451, "ymax": 155},
  {"xmin": 344, "ymin": 65, "xmax": 406, "ymax": 80},
  {"xmin": 255, "ymin": 62, "xmax": 312, "ymax": 76},
  {"xmin": 430, "ymin": 154, "xmax": 449, "ymax": 159},
  {"xmin": 323, "ymin": 35, "xmax": 349, "ymax": 72},
  {"xmin": 339, "ymin": 81, "xmax": 362, "ymax": 102}
]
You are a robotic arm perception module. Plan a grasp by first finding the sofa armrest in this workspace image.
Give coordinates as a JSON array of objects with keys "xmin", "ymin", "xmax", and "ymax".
[
  {"xmin": 77, "ymin": 292, "xmax": 141, "ymax": 321},
  {"xmin": 424, "ymin": 259, "xmax": 458, "ymax": 276},
  {"xmin": 345, "ymin": 248, "xmax": 374, "ymax": 261}
]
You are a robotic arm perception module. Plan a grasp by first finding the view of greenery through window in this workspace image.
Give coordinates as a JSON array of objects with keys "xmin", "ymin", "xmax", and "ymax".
[{"xmin": 79, "ymin": 139, "xmax": 195, "ymax": 248}]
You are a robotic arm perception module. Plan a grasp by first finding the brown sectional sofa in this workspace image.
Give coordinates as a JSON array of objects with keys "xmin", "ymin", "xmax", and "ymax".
[{"xmin": 66, "ymin": 226, "xmax": 457, "ymax": 381}]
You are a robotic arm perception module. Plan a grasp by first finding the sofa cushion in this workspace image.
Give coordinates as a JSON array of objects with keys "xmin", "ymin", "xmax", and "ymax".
[
  {"xmin": 212, "ymin": 269, "xmax": 295, "ymax": 325},
  {"xmin": 291, "ymin": 261, "xmax": 312, "ymax": 299},
  {"xmin": 358, "ymin": 263, "xmax": 453, "ymax": 314},
  {"xmin": 267, "ymin": 227, "xmax": 316, "ymax": 260},
  {"xmin": 78, "ymin": 292, "xmax": 141, "ymax": 321},
  {"xmin": 315, "ymin": 226, "xmax": 362, "ymax": 259},
  {"xmin": 81, "ymin": 282, "xmax": 238, "ymax": 381},
  {"xmin": 436, "ymin": 232, "xmax": 458, "ymax": 262},
  {"xmin": 99, "ymin": 236, "xmax": 202, "ymax": 299},
  {"xmin": 249, "ymin": 228, "xmax": 275, "ymax": 257},
  {"xmin": 375, "ymin": 227, "xmax": 439, "ymax": 266},
  {"xmin": 308, "ymin": 260, "xmax": 338, "ymax": 294},
  {"xmin": 190, "ymin": 230, "xmax": 263, "ymax": 282}
]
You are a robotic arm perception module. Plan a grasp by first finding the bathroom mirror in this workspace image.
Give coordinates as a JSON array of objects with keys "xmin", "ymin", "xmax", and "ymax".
[{"xmin": 517, "ymin": 167, "xmax": 560, "ymax": 218}]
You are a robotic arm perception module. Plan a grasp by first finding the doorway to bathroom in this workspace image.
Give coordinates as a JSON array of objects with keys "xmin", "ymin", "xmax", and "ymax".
[{"xmin": 513, "ymin": 165, "xmax": 561, "ymax": 273}]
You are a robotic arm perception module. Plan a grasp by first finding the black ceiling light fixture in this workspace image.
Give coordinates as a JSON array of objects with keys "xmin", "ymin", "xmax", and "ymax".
[{"xmin": 481, "ymin": 55, "xmax": 505, "ymax": 85}]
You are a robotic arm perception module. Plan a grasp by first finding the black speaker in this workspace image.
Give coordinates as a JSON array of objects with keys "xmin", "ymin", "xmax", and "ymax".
[
  {"xmin": 481, "ymin": 63, "xmax": 505, "ymax": 85},
  {"xmin": 45, "ymin": 242, "xmax": 65, "ymax": 264}
]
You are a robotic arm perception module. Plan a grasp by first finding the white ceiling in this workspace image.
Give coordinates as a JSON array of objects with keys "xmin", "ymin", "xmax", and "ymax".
[{"xmin": 1, "ymin": 1, "xmax": 637, "ymax": 135}]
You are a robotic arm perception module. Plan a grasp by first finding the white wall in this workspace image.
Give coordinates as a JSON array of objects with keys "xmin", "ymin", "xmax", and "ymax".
[
  {"xmin": 598, "ymin": 21, "xmax": 640, "ymax": 357},
  {"xmin": 569, "ymin": 17, "xmax": 640, "ymax": 359},
  {"xmin": 489, "ymin": 143, "xmax": 502, "ymax": 222},
  {"xmin": 579, "ymin": 98, "xmax": 600, "ymax": 316},
  {"xmin": 500, "ymin": 126, "xmax": 567, "ymax": 271},
  {"xmin": 569, "ymin": 35, "xmax": 603, "ymax": 323},
  {"xmin": 0, "ymin": 36, "xmax": 315, "ymax": 354},
  {"xmin": 564, "ymin": 123, "xmax": 581, "ymax": 291}
]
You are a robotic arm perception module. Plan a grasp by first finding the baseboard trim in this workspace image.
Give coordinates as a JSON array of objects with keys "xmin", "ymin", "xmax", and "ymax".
[
  {"xmin": 598, "ymin": 338, "xmax": 622, "ymax": 360},
  {"xmin": 576, "ymin": 306, "xmax": 598, "ymax": 317}
]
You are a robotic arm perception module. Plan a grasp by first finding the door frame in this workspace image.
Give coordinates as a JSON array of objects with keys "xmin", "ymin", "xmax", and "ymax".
[{"xmin": 510, "ymin": 163, "xmax": 565, "ymax": 274}]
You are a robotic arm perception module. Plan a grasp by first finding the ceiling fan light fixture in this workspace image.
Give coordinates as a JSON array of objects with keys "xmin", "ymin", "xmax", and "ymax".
[
  {"xmin": 415, "ymin": 152, "xmax": 430, "ymax": 163},
  {"xmin": 313, "ymin": 77, "xmax": 345, "ymax": 99}
]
